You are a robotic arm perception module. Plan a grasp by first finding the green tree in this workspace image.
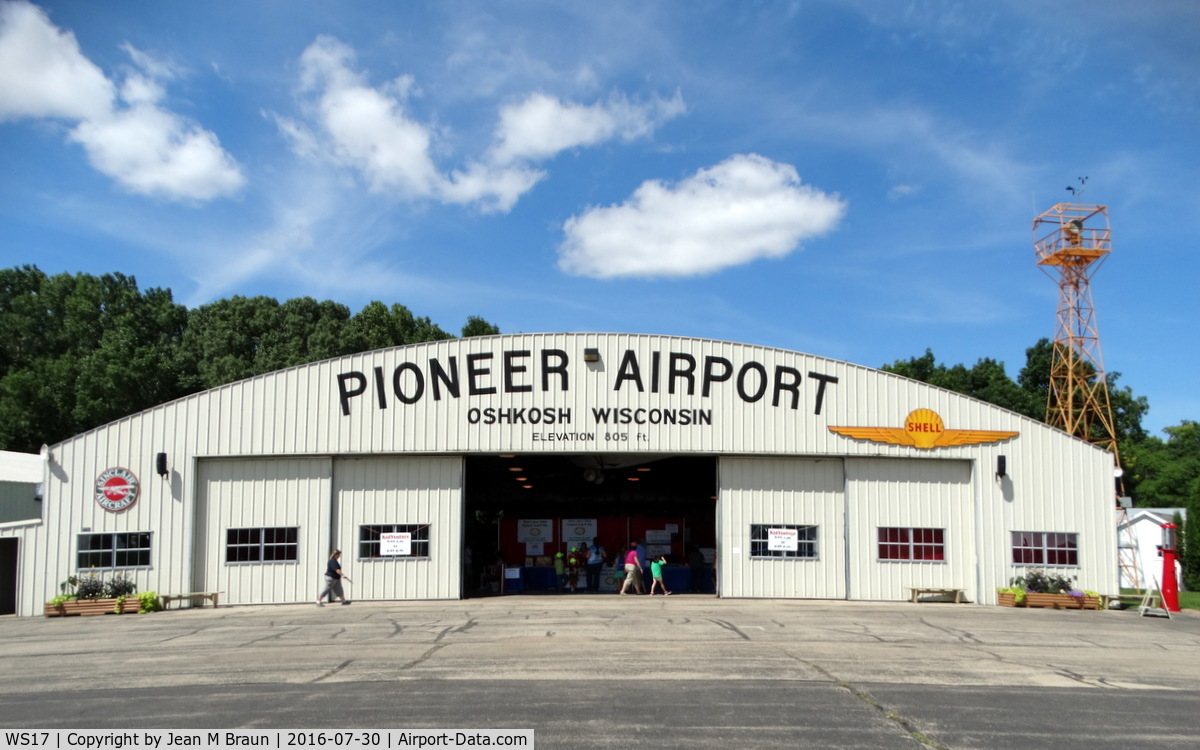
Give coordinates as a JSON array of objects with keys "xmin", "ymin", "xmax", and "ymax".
[
  {"xmin": 461, "ymin": 315, "xmax": 500, "ymax": 338},
  {"xmin": 881, "ymin": 348, "xmax": 1038, "ymax": 419},
  {"xmin": 0, "ymin": 267, "xmax": 189, "ymax": 452},
  {"xmin": 1124, "ymin": 421, "xmax": 1200, "ymax": 508},
  {"xmin": 178, "ymin": 296, "xmax": 358, "ymax": 389},
  {"xmin": 1016, "ymin": 338, "xmax": 1054, "ymax": 419},
  {"xmin": 0, "ymin": 265, "xmax": 502, "ymax": 450},
  {"xmin": 343, "ymin": 301, "xmax": 453, "ymax": 352},
  {"xmin": 1182, "ymin": 490, "xmax": 1200, "ymax": 591}
]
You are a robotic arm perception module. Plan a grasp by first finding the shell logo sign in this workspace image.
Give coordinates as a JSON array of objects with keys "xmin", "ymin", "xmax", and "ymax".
[{"xmin": 828, "ymin": 408, "xmax": 1018, "ymax": 450}]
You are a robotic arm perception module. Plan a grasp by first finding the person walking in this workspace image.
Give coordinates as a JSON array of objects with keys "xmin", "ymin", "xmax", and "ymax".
[
  {"xmin": 586, "ymin": 537, "xmax": 606, "ymax": 593},
  {"xmin": 619, "ymin": 542, "xmax": 644, "ymax": 595},
  {"xmin": 649, "ymin": 555, "xmax": 672, "ymax": 596},
  {"xmin": 317, "ymin": 550, "xmax": 352, "ymax": 606}
]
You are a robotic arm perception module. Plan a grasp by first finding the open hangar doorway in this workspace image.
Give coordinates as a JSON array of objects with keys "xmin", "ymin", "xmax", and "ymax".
[{"xmin": 463, "ymin": 454, "xmax": 717, "ymax": 596}]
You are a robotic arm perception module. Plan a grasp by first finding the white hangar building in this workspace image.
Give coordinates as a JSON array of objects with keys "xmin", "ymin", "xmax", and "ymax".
[{"xmin": 1, "ymin": 333, "xmax": 1119, "ymax": 616}]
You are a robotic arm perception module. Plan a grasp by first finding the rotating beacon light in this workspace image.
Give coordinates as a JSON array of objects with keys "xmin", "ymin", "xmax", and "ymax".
[{"xmin": 1159, "ymin": 523, "xmax": 1181, "ymax": 613}]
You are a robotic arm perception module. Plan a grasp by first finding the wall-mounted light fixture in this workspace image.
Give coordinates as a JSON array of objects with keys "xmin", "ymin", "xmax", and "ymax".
[
  {"xmin": 995, "ymin": 455, "xmax": 1007, "ymax": 479},
  {"xmin": 156, "ymin": 452, "xmax": 169, "ymax": 477},
  {"xmin": 34, "ymin": 481, "xmax": 44, "ymax": 503},
  {"xmin": 583, "ymin": 348, "xmax": 601, "ymax": 363}
]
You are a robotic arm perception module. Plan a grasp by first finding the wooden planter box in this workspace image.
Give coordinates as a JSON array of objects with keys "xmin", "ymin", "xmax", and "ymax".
[
  {"xmin": 1023, "ymin": 593, "xmax": 1101, "ymax": 610},
  {"xmin": 997, "ymin": 592, "xmax": 1022, "ymax": 607},
  {"xmin": 44, "ymin": 598, "xmax": 137, "ymax": 617}
]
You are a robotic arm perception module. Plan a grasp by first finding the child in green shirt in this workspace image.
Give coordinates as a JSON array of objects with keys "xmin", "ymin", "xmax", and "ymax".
[{"xmin": 649, "ymin": 555, "xmax": 672, "ymax": 596}]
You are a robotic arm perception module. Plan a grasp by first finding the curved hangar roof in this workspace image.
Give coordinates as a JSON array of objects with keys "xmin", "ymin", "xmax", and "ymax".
[{"xmin": 54, "ymin": 333, "xmax": 1106, "ymax": 467}]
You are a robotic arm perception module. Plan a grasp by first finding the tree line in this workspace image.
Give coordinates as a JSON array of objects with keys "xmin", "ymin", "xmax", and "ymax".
[
  {"xmin": 2, "ymin": 265, "xmax": 1196, "ymax": 587},
  {"xmin": 0, "ymin": 265, "xmax": 497, "ymax": 455}
]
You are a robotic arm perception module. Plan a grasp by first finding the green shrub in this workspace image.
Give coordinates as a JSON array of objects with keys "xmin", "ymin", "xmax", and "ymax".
[
  {"xmin": 74, "ymin": 574, "xmax": 105, "ymax": 600},
  {"xmin": 996, "ymin": 586, "xmax": 1027, "ymax": 605},
  {"xmin": 137, "ymin": 592, "xmax": 162, "ymax": 613},
  {"xmin": 104, "ymin": 576, "xmax": 137, "ymax": 598}
]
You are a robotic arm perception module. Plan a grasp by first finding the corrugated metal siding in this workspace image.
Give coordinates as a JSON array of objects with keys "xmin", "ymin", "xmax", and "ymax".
[
  {"xmin": 974, "ymin": 432, "xmax": 1119, "ymax": 602},
  {"xmin": 0, "ymin": 482, "xmax": 39, "ymax": 523},
  {"xmin": 332, "ymin": 456, "xmax": 462, "ymax": 601},
  {"xmin": 719, "ymin": 457, "xmax": 846, "ymax": 599},
  {"xmin": 845, "ymin": 458, "xmax": 974, "ymax": 601},
  {"xmin": 22, "ymin": 333, "xmax": 1120, "ymax": 614},
  {"xmin": 44, "ymin": 333, "xmax": 1109, "ymax": 461},
  {"xmin": 195, "ymin": 458, "xmax": 332, "ymax": 605}
]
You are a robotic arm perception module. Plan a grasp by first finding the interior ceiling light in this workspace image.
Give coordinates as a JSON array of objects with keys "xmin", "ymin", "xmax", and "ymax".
[
  {"xmin": 499, "ymin": 454, "xmax": 515, "ymax": 458},
  {"xmin": 522, "ymin": 484, "xmax": 533, "ymax": 489},
  {"xmin": 637, "ymin": 467, "xmax": 652, "ymax": 472},
  {"xmin": 627, "ymin": 477, "xmax": 640, "ymax": 482},
  {"xmin": 515, "ymin": 477, "xmax": 527, "ymax": 482},
  {"xmin": 508, "ymin": 467, "xmax": 523, "ymax": 472}
]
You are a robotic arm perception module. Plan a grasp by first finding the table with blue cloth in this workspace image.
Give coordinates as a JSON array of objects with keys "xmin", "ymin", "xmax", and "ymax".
[
  {"xmin": 660, "ymin": 566, "xmax": 690, "ymax": 593},
  {"xmin": 658, "ymin": 566, "xmax": 714, "ymax": 593},
  {"xmin": 521, "ymin": 566, "xmax": 558, "ymax": 591}
]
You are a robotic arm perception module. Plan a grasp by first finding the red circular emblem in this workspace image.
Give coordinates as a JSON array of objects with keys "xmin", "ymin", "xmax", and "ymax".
[{"xmin": 95, "ymin": 467, "xmax": 139, "ymax": 512}]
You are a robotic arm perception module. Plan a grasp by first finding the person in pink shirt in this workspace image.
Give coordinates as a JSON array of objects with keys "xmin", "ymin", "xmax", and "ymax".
[{"xmin": 619, "ymin": 542, "xmax": 645, "ymax": 595}]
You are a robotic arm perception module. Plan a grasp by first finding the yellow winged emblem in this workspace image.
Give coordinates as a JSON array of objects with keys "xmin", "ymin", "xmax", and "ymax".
[{"xmin": 829, "ymin": 408, "xmax": 1018, "ymax": 450}]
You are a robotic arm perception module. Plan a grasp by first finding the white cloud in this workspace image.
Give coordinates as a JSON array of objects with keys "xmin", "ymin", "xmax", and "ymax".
[
  {"xmin": 298, "ymin": 36, "xmax": 441, "ymax": 197},
  {"xmin": 292, "ymin": 35, "xmax": 684, "ymax": 213},
  {"xmin": 489, "ymin": 90, "xmax": 685, "ymax": 165},
  {"xmin": 557, "ymin": 154, "xmax": 846, "ymax": 279},
  {"xmin": 0, "ymin": 0, "xmax": 113, "ymax": 121},
  {"xmin": 69, "ymin": 101, "xmax": 245, "ymax": 202},
  {"xmin": 442, "ymin": 161, "xmax": 545, "ymax": 214},
  {"xmin": 0, "ymin": 1, "xmax": 243, "ymax": 202}
]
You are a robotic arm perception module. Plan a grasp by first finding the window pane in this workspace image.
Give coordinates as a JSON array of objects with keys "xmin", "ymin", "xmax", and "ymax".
[
  {"xmin": 879, "ymin": 527, "xmax": 944, "ymax": 562},
  {"xmin": 78, "ymin": 550, "xmax": 110, "ymax": 568},
  {"xmin": 1012, "ymin": 531, "xmax": 1079, "ymax": 566},
  {"xmin": 79, "ymin": 534, "xmax": 113, "ymax": 552},
  {"xmin": 749, "ymin": 524, "xmax": 817, "ymax": 559}
]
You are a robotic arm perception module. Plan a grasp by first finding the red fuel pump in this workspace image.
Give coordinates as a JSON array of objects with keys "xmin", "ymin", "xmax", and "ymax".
[{"xmin": 1159, "ymin": 523, "xmax": 1181, "ymax": 613}]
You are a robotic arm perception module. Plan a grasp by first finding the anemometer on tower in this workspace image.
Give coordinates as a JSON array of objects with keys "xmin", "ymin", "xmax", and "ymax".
[
  {"xmin": 1033, "ymin": 199, "xmax": 1120, "ymax": 460},
  {"xmin": 1033, "ymin": 189, "xmax": 1145, "ymax": 593}
]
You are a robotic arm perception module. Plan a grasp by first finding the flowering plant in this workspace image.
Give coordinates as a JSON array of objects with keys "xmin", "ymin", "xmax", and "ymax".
[{"xmin": 1010, "ymin": 568, "xmax": 1075, "ymax": 594}]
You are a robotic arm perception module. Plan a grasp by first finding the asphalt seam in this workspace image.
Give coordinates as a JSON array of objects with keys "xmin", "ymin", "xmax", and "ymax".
[
  {"xmin": 788, "ymin": 653, "xmax": 950, "ymax": 750},
  {"xmin": 311, "ymin": 658, "xmax": 353, "ymax": 683}
]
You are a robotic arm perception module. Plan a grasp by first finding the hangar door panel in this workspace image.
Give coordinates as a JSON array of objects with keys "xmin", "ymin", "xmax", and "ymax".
[
  {"xmin": 719, "ymin": 457, "xmax": 845, "ymax": 599},
  {"xmin": 846, "ymin": 458, "xmax": 974, "ymax": 602},
  {"xmin": 334, "ymin": 456, "xmax": 463, "ymax": 601},
  {"xmin": 195, "ymin": 458, "xmax": 333, "ymax": 605}
]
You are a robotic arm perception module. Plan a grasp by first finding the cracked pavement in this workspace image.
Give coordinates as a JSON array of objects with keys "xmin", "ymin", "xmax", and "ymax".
[{"xmin": 2, "ymin": 597, "xmax": 1198, "ymax": 749}]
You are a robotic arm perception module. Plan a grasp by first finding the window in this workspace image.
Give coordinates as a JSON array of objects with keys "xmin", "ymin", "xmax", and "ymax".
[
  {"xmin": 226, "ymin": 527, "xmax": 299, "ymax": 563},
  {"xmin": 77, "ymin": 532, "xmax": 151, "ymax": 569},
  {"xmin": 878, "ymin": 527, "xmax": 945, "ymax": 562},
  {"xmin": 359, "ymin": 524, "xmax": 431, "ymax": 559},
  {"xmin": 1012, "ymin": 531, "xmax": 1078, "ymax": 566},
  {"xmin": 749, "ymin": 524, "xmax": 818, "ymax": 559}
]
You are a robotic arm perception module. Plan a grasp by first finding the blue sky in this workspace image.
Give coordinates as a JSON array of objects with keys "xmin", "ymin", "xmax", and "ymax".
[{"xmin": 1, "ymin": 0, "xmax": 1197, "ymax": 436}]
